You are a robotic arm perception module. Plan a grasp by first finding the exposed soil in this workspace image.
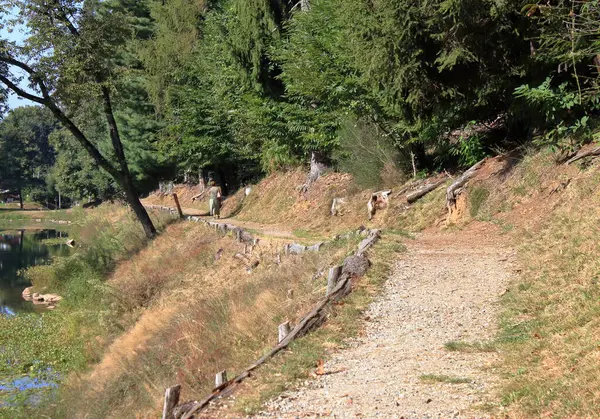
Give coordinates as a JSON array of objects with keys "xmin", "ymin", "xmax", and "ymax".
[{"xmin": 253, "ymin": 226, "xmax": 515, "ymax": 418}]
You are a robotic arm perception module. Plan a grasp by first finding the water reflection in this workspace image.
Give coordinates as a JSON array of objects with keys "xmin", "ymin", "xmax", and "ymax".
[{"xmin": 0, "ymin": 230, "xmax": 71, "ymax": 314}]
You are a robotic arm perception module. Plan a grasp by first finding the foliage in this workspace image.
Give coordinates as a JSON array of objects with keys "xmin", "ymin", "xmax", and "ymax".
[
  {"xmin": 334, "ymin": 118, "xmax": 406, "ymax": 189},
  {"xmin": 0, "ymin": 106, "xmax": 58, "ymax": 206},
  {"xmin": 448, "ymin": 123, "xmax": 488, "ymax": 167},
  {"xmin": 515, "ymin": 79, "xmax": 595, "ymax": 152}
]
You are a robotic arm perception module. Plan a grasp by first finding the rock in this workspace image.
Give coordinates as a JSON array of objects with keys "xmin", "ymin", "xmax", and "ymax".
[
  {"xmin": 25, "ymin": 292, "xmax": 63, "ymax": 306},
  {"xmin": 307, "ymin": 242, "xmax": 324, "ymax": 252},
  {"xmin": 22, "ymin": 287, "xmax": 34, "ymax": 300},
  {"xmin": 286, "ymin": 243, "xmax": 308, "ymax": 255}
]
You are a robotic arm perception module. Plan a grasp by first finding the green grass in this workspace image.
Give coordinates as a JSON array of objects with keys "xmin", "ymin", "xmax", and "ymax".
[
  {"xmin": 444, "ymin": 340, "xmax": 497, "ymax": 353},
  {"xmin": 293, "ymin": 228, "xmax": 326, "ymax": 242},
  {"xmin": 419, "ymin": 374, "xmax": 472, "ymax": 384},
  {"xmin": 0, "ymin": 205, "xmax": 176, "ymax": 417},
  {"xmin": 469, "ymin": 186, "xmax": 490, "ymax": 218}
]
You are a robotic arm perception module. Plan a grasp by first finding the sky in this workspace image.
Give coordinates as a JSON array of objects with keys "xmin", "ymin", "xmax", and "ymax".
[{"xmin": 1, "ymin": 8, "xmax": 34, "ymax": 110}]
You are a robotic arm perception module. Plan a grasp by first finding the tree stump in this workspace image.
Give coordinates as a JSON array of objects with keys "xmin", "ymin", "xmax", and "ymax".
[
  {"xmin": 278, "ymin": 321, "xmax": 291, "ymax": 343},
  {"xmin": 215, "ymin": 370, "xmax": 228, "ymax": 388},
  {"xmin": 162, "ymin": 385, "xmax": 181, "ymax": 419}
]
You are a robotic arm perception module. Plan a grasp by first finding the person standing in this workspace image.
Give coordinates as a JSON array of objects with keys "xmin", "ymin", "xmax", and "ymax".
[
  {"xmin": 207, "ymin": 180, "xmax": 222, "ymax": 218},
  {"xmin": 192, "ymin": 179, "xmax": 222, "ymax": 218}
]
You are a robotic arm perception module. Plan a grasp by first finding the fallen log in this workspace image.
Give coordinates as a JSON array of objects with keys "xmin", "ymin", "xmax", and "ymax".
[
  {"xmin": 406, "ymin": 179, "xmax": 447, "ymax": 204},
  {"xmin": 446, "ymin": 159, "xmax": 486, "ymax": 210},
  {"xmin": 566, "ymin": 146, "xmax": 600, "ymax": 165},
  {"xmin": 394, "ymin": 179, "xmax": 425, "ymax": 198},
  {"xmin": 356, "ymin": 230, "xmax": 381, "ymax": 257}
]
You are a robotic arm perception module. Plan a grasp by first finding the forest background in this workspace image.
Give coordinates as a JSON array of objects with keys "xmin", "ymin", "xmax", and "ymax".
[{"xmin": 1, "ymin": 0, "xmax": 599, "ymax": 214}]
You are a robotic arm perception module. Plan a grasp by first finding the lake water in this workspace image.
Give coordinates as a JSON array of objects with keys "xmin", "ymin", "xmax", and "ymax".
[{"xmin": 0, "ymin": 229, "xmax": 71, "ymax": 315}]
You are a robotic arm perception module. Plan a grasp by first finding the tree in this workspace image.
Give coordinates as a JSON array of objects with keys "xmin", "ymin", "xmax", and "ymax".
[
  {"xmin": 0, "ymin": 106, "xmax": 57, "ymax": 208},
  {"xmin": 0, "ymin": 0, "xmax": 157, "ymax": 238}
]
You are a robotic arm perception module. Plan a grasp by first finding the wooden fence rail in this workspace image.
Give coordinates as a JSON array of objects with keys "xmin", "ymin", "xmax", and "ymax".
[{"xmin": 160, "ymin": 229, "xmax": 382, "ymax": 419}]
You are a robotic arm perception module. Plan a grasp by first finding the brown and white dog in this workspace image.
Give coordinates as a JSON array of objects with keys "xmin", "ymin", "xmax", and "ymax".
[{"xmin": 367, "ymin": 190, "xmax": 392, "ymax": 220}]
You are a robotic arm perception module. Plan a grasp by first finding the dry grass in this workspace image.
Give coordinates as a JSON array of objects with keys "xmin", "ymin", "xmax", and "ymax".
[
  {"xmin": 144, "ymin": 169, "xmax": 449, "ymax": 238},
  {"xmin": 498, "ymin": 171, "xmax": 600, "ymax": 417},
  {"xmin": 216, "ymin": 233, "xmax": 407, "ymax": 416},
  {"xmin": 453, "ymin": 149, "xmax": 600, "ymax": 417},
  {"xmin": 50, "ymin": 220, "xmax": 363, "ymax": 418}
]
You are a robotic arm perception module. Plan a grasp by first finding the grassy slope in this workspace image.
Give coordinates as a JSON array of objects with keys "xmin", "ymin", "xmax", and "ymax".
[
  {"xmin": 7, "ymin": 170, "xmax": 434, "ymax": 418},
  {"xmin": 450, "ymin": 149, "xmax": 600, "ymax": 417},
  {"xmin": 14, "ymin": 151, "xmax": 599, "ymax": 417}
]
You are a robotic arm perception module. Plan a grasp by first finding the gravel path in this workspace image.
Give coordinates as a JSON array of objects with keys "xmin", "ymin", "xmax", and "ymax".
[{"xmin": 254, "ymin": 231, "xmax": 514, "ymax": 418}]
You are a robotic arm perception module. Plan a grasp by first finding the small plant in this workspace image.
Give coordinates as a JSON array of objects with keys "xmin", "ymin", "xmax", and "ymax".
[
  {"xmin": 469, "ymin": 187, "xmax": 490, "ymax": 218},
  {"xmin": 419, "ymin": 374, "xmax": 472, "ymax": 384},
  {"xmin": 444, "ymin": 340, "xmax": 497, "ymax": 353},
  {"xmin": 449, "ymin": 122, "xmax": 487, "ymax": 167}
]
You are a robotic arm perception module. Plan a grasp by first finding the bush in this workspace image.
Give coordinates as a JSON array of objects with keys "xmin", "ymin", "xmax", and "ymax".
[{"xmin": 334, "ymin": 119, "xmax": 408, "ymax": 189}]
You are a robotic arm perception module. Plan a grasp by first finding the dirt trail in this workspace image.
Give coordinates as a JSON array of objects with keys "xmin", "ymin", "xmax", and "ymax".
[
  {"xmin": 256, "ymin": 228, "xmax": 514, "ymax": 418},
  {"xmin": 146, "ymin": 203, "xmax": 297, "ymax": 239}
]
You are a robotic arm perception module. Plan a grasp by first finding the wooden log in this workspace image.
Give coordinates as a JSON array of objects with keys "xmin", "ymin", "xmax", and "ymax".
[
  {"xmin": 406, "ymin": 179, "xmax": 446, "ymax": 203},
  {"xmin": 278, "ymin": 321, "xmax": 291, "ymax": 343},
  {"xmin": 446, "ymin": 159, "xmax": 486, "ymax": 210},
  {"xmin": 326, "ymin": 266, "xmax": 343, "ymax": 296},
  {"xmin": 162, "ymin": 385, "xmax": 181, "ymax": 419},
  {"xmin": 566, "ymin": 146, "xmax": 600, "ymax": 165},
  {"xmin": 356, "ymin": 230, "xmax": 381, "ymax": 256},
  {"xmin": 215, "ymin": 370, "xmax": 228, "ymax": 388}
]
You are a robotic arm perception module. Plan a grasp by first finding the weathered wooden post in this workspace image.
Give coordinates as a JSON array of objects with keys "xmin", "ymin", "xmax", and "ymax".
[
  {"xmin": 162, "ymin": 385, "xmax": 181, "ymax": 419},
  {"xmin": 215, "ymin": 370, "xmax": 228, "ymax": 388},
  {"xmin": 278, "ymin": 321, "xmax": 291, "ymax": 343},
  {"xmin": 326, "ymin": 266, "xmax": 343, "ymax": 296},
  {"xmin": 172, "ymin": 193, "xmax": 184, "ymax": 219}
]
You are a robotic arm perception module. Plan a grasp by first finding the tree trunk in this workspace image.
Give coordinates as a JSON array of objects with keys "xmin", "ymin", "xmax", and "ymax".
[
  {"xmin": 198, "ymin": 168, "xmax": 206, "ymax": 193},
  {"xmin": 58, "ymin": 191, "xmax": 61, "ymax": 210},
  {"xmin": 301, "ymin": 151, "xmax": 328, "ymax": 194},
  {"xmin": 121, "ymin": 175, "xmax": 157, "ymax": 239},
  {"xmin": 100, "ymin": 87, "xmax": 156, "ymax": 239},
  {"xmin": 300, "ymin": 0, "xmax": 310, "ymax": 11},
  {"xmin": 18, "ymin": 189, "xmax": 23, "ymax": 209}
]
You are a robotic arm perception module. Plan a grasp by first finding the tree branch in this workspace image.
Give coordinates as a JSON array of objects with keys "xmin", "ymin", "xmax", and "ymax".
[
  {"xmin": 0, "ymin": 56, "xmax": 36, "ymax": 75},
  {"xmin": 0, "ymin": 55, "xmax": 50, "ymax": 100},
  {"xmin": 0, "ymin": 74, "xmax": 46, "ymax": 104}
]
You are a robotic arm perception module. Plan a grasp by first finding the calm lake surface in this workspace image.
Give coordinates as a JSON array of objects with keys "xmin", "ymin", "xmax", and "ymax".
[{"xmin": 0, "ymin": 229, "xmax": 71, "ymax": 315}]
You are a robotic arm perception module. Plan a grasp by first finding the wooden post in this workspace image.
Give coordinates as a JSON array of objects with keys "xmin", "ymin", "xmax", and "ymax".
[
  {"xmin": 326, "ymin": 266, "xmax": 343, "ymax": 296},
  {"xmin": 172, "ymin": 193, "xmax": 184, "ymax": 219},
  {"xmin": 215, "ymin": 370, "xmax": 228, "ymax": 388},
  {"xmin": 162, "ymin": 385, "xmax": 181, "ymax": 419},
  {"xmin": 278, "ymin": 321, "xmax": 291, "ymax": 343}
]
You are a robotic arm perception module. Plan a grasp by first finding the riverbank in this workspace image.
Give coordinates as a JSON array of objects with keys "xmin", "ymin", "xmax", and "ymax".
[{"xmin": 0, "ymin": 204, "xmax": 176, "ymax": 416}]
